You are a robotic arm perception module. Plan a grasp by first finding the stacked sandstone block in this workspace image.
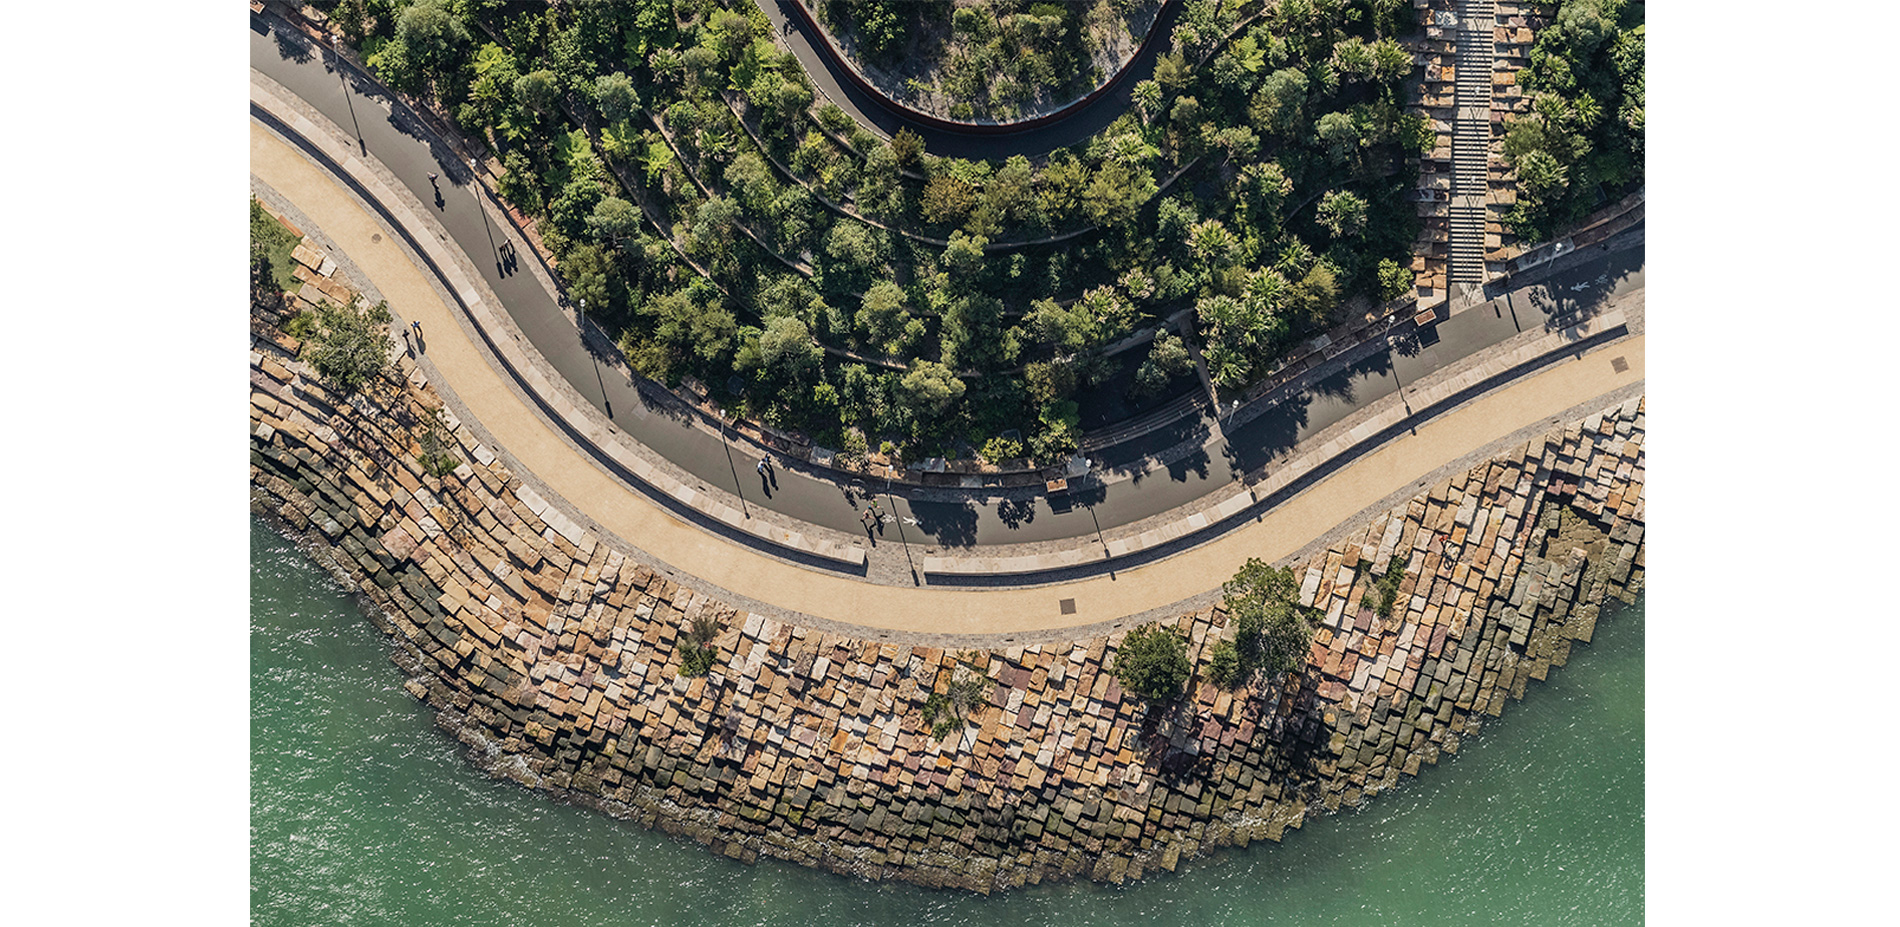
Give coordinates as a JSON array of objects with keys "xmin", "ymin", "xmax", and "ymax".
[{"xmin": 250, "ymin": 306, "xmax": 1644, "ymax": 891}]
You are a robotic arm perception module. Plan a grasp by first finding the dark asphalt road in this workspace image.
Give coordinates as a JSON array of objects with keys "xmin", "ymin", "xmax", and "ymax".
[
  {"xmin": 252, "ymin": 12, "xmax": 1643, "ymax": 553},
  {"xmin": 756, "ymin": 0, "xmax": 1185, "ymax": 160}
]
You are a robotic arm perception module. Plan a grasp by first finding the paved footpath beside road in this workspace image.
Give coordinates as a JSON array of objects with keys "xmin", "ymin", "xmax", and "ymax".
[
  {"xmin": 253, "ymin": 112, "xmax": 1644, "ymax": 640},
  {"xmin": 250, "ymin": 12, "xmax": 1643, "ymax": 566}
]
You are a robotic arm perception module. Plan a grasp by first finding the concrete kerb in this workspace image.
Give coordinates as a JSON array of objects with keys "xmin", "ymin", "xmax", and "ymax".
[
  {"xmin": 249, "ymin": 74, "xmax": 869, "ymax": 572},
  {"xmin": 253, "ymin": 111, "xmax": 1645, "ymax": 648},
  {"xmin": 257, "ymin": 0, "xmax": 1501, "ymax": 533},
  {"xmin": 253, "ymin": 24, "xmax": 1644, "ymax": 596},
  {"xmin": 252, "ymin": 65, "xmax": 1643, "ymax": 590},
  {"xmin": 1450, "ymin": 189, "xmax": 1648, "ymax": 318},
  {"xmin": 919, "ymin": 308, "xmax": 1632, "ymax": 582}
]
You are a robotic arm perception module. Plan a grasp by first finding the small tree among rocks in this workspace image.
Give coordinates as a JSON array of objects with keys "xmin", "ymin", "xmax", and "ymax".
[
  {"xmin": 1212, "ymin": 558, "xmax": 1318, "ymax": 688},
  {"xmin": 305, "ymin": 299, "xmax": 393, "ymax": 394},
  {"xmin": 677, "ymin": 614, "xmax": 722, "ymax": 677},
  {"xmin": 1112, "ymin": 623, "xmax": 1190, "ymax": 702}
]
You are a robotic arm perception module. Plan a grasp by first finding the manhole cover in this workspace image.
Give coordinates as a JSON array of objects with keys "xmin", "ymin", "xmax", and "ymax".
[
  {"xmin": 371, "ymin": 233, "xmax": 382, "ymax": 243},
  {"xmin": 1611, "ymin": 356, "xmax": 1629, "ymax": 373},
  {"xmin": 1059, "ymin": 598, "xmax": 1076, "ymax": 615}
]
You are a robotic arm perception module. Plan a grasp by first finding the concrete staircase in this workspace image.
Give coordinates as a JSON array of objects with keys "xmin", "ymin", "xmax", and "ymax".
[{"xmin": 1448, "ymin": 0, "xmax": 1497, "ymax": 295}]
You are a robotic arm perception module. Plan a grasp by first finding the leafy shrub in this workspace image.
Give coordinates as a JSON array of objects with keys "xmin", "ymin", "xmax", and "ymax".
[
  {"xmin": 1113, "ymin": 623, "xmax": 1190, "ymax": 701},
  {"xmin": 1362, "ymin": 554, "xmax": 1407, "ymax": 619},
  {"xmin": 1215, "ymin": 558, "xmax": 1318, "ymax": 686},
  {"xmin": 677, "ymin": 613, "xmax": 723, "ymax": 677},
  {"xmin": 919, "ymin": 659, "xmax": 991, "ymax": 739},
  {"xmin": 980, "ymin": 435, "xmax": 1024, "ymax": 464},
  {"xmin": 304, "ymin": 299, "xmax": 392, "ymax": 393},
  {"xmin": 249, "ymin": 198, "xmax": 300, "ymax": 294}
]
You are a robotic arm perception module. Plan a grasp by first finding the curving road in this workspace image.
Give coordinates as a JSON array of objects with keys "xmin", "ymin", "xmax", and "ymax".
[
  {"xmin": 250, "ymin": 8, "xmax": 1643, "ymax": 572},
  {"xmin": 252, "ymin": 109, "xmax": 1644, "ymax": 638},
  {"xmin": 757, "ymin": 0, "xmax": 1185, "ymax": 159}
]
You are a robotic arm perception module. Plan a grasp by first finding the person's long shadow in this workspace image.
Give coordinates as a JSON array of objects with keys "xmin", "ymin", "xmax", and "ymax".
[{"xmin": 408, "ymin": 324, "xmax": 427, "ymax": 355}]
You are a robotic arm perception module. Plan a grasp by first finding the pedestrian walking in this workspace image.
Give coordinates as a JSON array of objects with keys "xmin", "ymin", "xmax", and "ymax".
[
  {"xmin": 757, "ymin": 458, "xmax": 770, "ymax": 478},
  {"xmin": 428, "ymin": 171, "xmax": 438, "ymax": 184}
]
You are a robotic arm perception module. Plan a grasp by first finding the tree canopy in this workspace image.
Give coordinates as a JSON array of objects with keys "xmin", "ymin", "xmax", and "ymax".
[
  {"xmin": 1214, "ymin": 557, "xmax": 1318, "ymax": 686},
  {"xmin": 1112, "ymin": 623, "xmax": 1190, "ymax": 702}
]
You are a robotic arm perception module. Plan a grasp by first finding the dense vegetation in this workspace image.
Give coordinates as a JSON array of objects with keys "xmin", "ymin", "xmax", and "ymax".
[
  {"xmin": 1500, "ymin": 0, "xmax": 1644, "ymax": 241},
  {"xmin": 318, "ymin": 0, "xmax": 1427, "ymax": 466},
  {"xmin": 820, "ymin": 0, "xmax": 1116, "ymax": 122}
]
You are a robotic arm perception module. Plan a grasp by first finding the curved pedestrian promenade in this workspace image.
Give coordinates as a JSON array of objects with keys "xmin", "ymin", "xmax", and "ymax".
[
  {"xmin": 248, "ymin": 12, "xmax": 1644, "ymax": 577},
  {"xmin": 250, "ymin": 97, "xmax": 1643, "ymax": 640}
]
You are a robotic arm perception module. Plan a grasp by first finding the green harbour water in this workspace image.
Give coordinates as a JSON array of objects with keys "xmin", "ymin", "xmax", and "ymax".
[{"xmin": 251, "ymin": 515, "xmax": 1644, "ymax": 925}]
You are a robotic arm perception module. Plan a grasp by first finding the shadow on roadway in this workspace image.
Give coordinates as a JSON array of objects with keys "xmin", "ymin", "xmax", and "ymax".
[{"xmin": 911, "ymin": 498, "xmax": 978, "ymax": 548}]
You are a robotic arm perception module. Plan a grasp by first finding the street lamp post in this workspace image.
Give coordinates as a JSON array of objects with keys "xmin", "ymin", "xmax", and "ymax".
[
  {"xmin": 332, "ymin": 36, "xmax": 366, "ymax": 153},
  {"xmin": 720, "ymin": 410, "xmax": 749, "ymax": 519},
  {"xmin": 1388, "ymin": 330, "xmax": 1414, "ymax": 419},
  {"xmin": 469, "ymin": 158, "xmax": 501, "ymax": 269},
  {"xmin": 884, "ymin": 475, "xmax": 918, "ymax": 585}
]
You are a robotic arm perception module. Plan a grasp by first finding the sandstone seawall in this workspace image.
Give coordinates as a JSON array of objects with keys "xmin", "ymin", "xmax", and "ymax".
[{"xmin": 249, "ymin": 323, "xmax": 1644, "ymax": 892}]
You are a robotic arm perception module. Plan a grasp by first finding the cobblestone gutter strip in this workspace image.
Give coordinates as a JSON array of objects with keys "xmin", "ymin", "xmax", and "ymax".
[{"xmin": 250, "ymin": 322, "xmax": 1643, "ymax": 891}]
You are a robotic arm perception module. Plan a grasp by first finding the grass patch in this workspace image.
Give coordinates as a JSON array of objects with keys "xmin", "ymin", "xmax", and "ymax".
[
  {"xmin": 250, "ymin": 197, "xmax": 301, "ymax": 293},
  {"xmin": 1362, "ymin": 554, "xmax": 1407, "ymax": 619}
]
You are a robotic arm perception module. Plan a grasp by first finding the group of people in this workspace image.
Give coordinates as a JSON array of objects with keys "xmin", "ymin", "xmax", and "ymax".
[{"xmin": 756, "ymin": 456, "xmax": 886, "ymax": 530}]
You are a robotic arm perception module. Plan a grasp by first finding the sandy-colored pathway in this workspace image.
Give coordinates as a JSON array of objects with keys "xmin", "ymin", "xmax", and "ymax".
[{"xmin": 252, "ymin": 120, "xmax": 1644, "ymax": 638}]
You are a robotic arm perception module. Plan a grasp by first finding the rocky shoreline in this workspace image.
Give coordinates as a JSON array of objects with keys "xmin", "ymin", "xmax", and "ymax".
[{"xmin": 249, "ymin": 265, "xmax": 1643, "ymax": 890}]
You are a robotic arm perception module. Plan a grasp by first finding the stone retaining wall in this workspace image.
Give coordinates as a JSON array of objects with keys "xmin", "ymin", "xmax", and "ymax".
[{"xmin": 249, "ymin": 313, "xmax": 1643, "ymax": 892}]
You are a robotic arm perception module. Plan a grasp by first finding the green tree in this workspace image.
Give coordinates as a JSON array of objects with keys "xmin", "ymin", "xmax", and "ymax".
[
  {"xmin": 1188, "ymin": 218, "xmax": 1238, "ymax": 269},
  {"xmin": 1031, "ymin": 398, "xmax": 1080, "ymax": 462},
  {"xmin": 1371, "ymin": 38, "xmax": 1414, "ymax": 87},
  {"xmin": 1132, "ymin": 330, "xmax": 1194, "ymax": 400},
  {"xmin": 305, "ymin": 299, "xmax": 393, "ymax": 393},
  {"xmin": 515, "ymin": 69, "xmax": 561, "ymax": 118},
  {"xmin": 889, "ymin": 128, "xmax": 925, "ymax": 170},
  {"xmin": 855, "ymin": 280, "xmax": 912, "ymax": 353},
  {"xmin": 677, "ymin": 613, "xmax": 722, "ymax": 677},
  {"xmin": 586, "ymin": 196, "xmax": 641, "ymax": 245},
  {"xmin": 461, "ymin": 43, "xmax": 523, "ymax": 140},
  {"xmin": 1112, "ymin": 623, "xmax": 1190, "ymax": 701},
  {"xmin": 1251, "ymin": 68, "xmax": 1309, "ymax": 137},
  {"xmin": 594, "ymin": 71, "xmax": 641, "ymax": 123},
  {"xmin": 1082, "ymin": 159, "xmax": 1155, "ymax": 229},
  {"xmin": 1023, "ymin": 357, "xmax": 1077, "ymax": 404},
  {"xmin": 1218, "ymin": 557, "xmax": 1317, "ymax": 683},
  {"xmin": 1133, "ymin": 79, "xmax": 1163, "ymax": 122},
  {"xmin": 394, "ymin": 0, "xmax": 469, "ymax": 94},
  {"xmin": 921, "ymin": 174, "xmax": 979, "ymax": 226},
  {"xmin": 1317, "ymin": 110, "xmax": 1362, "ymax": 163},
  {"xmin": 1023, "ymin": 298, "xmax": 1090, "ymax": 354},
  {"xmin": 1036, "ymin": 152, "xmax": 1089, "ymax": 227},
  {"xmin": 1316, "ymin": 190, "xmax": 1368, "ymax": 239},
  {"xmin": 900, "ymin": 360, "xmax": 965, "ymax": 414},
  {"xmin": 942, "ymin": 230, "xmax": 987, "ymax": 275},
  {"xmin": 1205, "ymin": 639, "xmax": 1244, "ymax": 689},
  {"xmin": 560, "ymin": 241, "xmax": 614, "ymax": 315},
  {"xmin": 756, "ymin": 315, "xmax": 822, "ymax": 381},
  {"xmin": 1287, "ymin": 262, "xmax": 1338, "ymax": 328}
]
